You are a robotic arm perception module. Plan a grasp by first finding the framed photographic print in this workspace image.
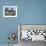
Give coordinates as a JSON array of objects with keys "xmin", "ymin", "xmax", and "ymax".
[
  {"xmin": 3, "ymin": 6, "xmax": 17, "ymax": 17},
  {"xmin": 18, "ymin": 24, "xmax": 46, "ymax": 42}
]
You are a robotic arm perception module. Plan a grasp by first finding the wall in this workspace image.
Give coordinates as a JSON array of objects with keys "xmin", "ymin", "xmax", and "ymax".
[
  {"xmin": 0, "ymin": 0, "xmax": 46, "ymax": 44},
  {"xmin": 0, "ymin": 0, "xmax": 18, "ymax": 44}
]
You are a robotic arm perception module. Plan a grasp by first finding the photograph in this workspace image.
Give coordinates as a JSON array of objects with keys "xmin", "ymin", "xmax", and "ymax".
[
  {"xmin": 3, "ymin": 6, "xmax": 17, "ymax": 17},
  {"xmin": 18, "ymin": 24, "xmax": 46, "ymax": 46}
]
